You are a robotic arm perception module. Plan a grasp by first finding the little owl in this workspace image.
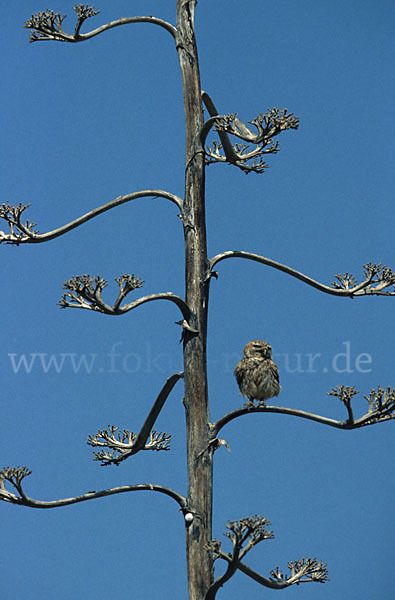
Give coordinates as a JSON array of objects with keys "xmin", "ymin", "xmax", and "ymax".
[{"xmin": 234, "ymin": 340, "xmax": 281, "ymax": 404}]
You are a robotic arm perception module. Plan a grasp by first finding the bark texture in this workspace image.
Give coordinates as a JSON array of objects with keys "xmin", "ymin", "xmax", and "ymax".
[{"xmin": 176, "ymin": 2, "xmax": 213, "ymax": 598}]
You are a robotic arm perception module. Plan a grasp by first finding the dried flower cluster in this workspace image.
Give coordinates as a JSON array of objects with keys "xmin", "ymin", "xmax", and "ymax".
[
  {"xmin": 0, "ymin": 466, "xmax": 31, "ymax": 499},
  {"xmin": 206, "ymin": 514, "xmax": 328, "ymax": 596},
  {"xmin": 24, "ymin": 9, "xmax": 67, "ymax": 42},
  {"xmin": 205, "ymin": 108, "xmax": 299, "ymax": 174},
  {"xmin": 73, "ymin": 4, "xmax": 100, "ymax": 20},
  {"xmin": 270, "ymin": 557, "xmax": 329, "ymax": 585},
  {"xmin": 87, "ymin": 425, "xmax": 171, "ymax": 466},
  {"xmin": 224, "ymin": 515, "xmax": 274, "ymax": 551},
  {"xmin": 59, "ymin": 274, "xmax": 108, "ymax": 310},
  {"xmin": 24, "ymin": 4, "xmax": 100, "ymax": 42},
  {"xmin": 331, "ymin": 272, "xmax": 358, "ymax": 290},
  {"xmin": 364, "ymin": 386, "xmax": 395, "ymax": 419},
  {"xmin": 327, "ymin": 384, "xmax": 395, "ymax": 426},
  {"xmin": 328, "ymin": 384, "xmax": 359, "ymax": 403},
  {"xmin": 58, "ymin": 273, "xmax": 144, "ymax": 313},
  {"xmin": 0, "ymin": 201, "xmax": 37, "ymax": 244},
  {"xmin": 331, "ymin": 262, "xmax": 395, "ymax": 295}
]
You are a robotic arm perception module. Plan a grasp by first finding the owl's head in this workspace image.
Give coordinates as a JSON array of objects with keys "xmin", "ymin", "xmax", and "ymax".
[{"xmin": 243, "ymin": 339, "xmax": 272, "ymax": 359}]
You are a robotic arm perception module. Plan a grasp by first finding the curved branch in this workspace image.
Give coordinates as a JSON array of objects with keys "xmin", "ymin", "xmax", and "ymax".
[
  {"xmin": 206, "ymin": 516, "xmax": 327, "ymax": 595},
  {"xmin": 212, "ymin": 405, "xmax": 352, "ymax": 437},
  {"xmin": 73, "ymin": 290, "xmax": 194, "ymax": 325},
  {"xmin": 213, "ymin": 551, "xmax": 281, "ymax": 590},
  {"xmin": 76, "ymin": 16, "xmax": 177, "ymax": 41},
  {"xmin": 133, "ymin": 372, "xmax": 184, "ymax": 453},
  {"xmin": 212, "ymin": 402, "xmax": 395, "ymax": 436},
  {"xmin": 0, "ymin": 191, "xmax": 183, "ymax": 245},
  {"xmin": 1, "ymin": 483, "xmax": 187, "ymax": 511},
  {"xmin": 213, "ymin": 383, "xmax": 395, "ymax": 435},
  {"xmin": 237, "ymin": 558, "xmax": 328, "ymax": 589},
  {"xmin": 201, "ymin": 91, "xmax": 238, "ymax": 162},
  {"xmin": 205, "ymin": 553, "xmax": 239, "ymax": 600},
  {"xmin": 88, "ymin": 372, "xmax": 184, "ymax": 466},
  {"xmin": 208, "ymin": 251, "xmax": 395, "ymax": 297},
  {"xmin": 59, "ymin": 273, "xmax": 198, "ymax": 332},
  {"xmin": 119, "ymin": 292, "xmax": 187, "ymax": 317},
  {"xmin": 25, "ymin": 11, "xmax": 177, "ymax": 43}
]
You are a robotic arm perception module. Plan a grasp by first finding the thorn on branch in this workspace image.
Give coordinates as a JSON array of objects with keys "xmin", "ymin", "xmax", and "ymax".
[{"xmin": 87, "ymin": 426, "xmax": 171, "ymax": 466}]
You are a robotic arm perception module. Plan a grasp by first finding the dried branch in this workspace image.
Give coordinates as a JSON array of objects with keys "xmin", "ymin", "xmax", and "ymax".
[
  {"xmin": 201, "ymin": 91, "xmax": 241, "ymax": 165},
  {"xmin": 132, "ymin": 372, "xmax": 184, "ymax": 446},
  {"xmin": 87, "ymin": 427, "xmax": 171, "ymax": 466},
  {"xmin": 24, "ymin": 5, "xmax": 177, "ymax": 43},
  {"xmin": 0, "ymin": 466, "xmax": 187, "ymax": 511},
  {"xmin": 86, "ymin": 372, "xmax": 183, "ymax": 465},
  {"xmin": 205, "ymin": 516, "xmax": 273, "ymax": 599},
  {"xmin": 212, "ymin": 385, "xmax": 395, "ymax": 436},
  {"xmin": 205, "ymin": 515, "xmax": 327, "ymax": 598},
  {"xmin": 200, "ymin": 92, "xmax": 298, "ymax": 174},
  {"xmin": 58, "ymin": 273, "xmax": 196, "ymax": 330},
  {"xmin": 237, "ymin": 556, "xmax": 329, "ymax": 588},
  {"xmin": 208, "ymin": 251, "xmax": 395, "ymax": 297},
  {"xmin": 0, "ymin": 191, "xmax": 183, "ymax": 246}
]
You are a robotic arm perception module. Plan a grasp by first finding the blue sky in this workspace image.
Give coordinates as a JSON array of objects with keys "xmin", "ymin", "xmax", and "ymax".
[{"xmin": 1, "ymin": 1, "xmax": 394, "ymax": 599}]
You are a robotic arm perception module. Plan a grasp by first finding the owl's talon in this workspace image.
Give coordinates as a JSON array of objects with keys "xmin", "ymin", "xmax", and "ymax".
[{"xmin": 244, "ymin": 399, "xmax": 256, "ymax": 409}]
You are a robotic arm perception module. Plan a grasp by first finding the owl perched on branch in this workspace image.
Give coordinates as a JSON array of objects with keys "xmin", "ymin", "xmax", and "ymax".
[{"xmin": 234, "ymin": 340, "xmax": 281, "ymax": 406}]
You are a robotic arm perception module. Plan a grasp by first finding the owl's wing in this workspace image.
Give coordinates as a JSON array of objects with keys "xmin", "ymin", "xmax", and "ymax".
[
  {"xmin": 233, "ymin": 361, "xmax": 245, "ymax": 387},
  {"xmin": 268, "ymin": 359, "xmax": 280, "ymax": 383}
]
